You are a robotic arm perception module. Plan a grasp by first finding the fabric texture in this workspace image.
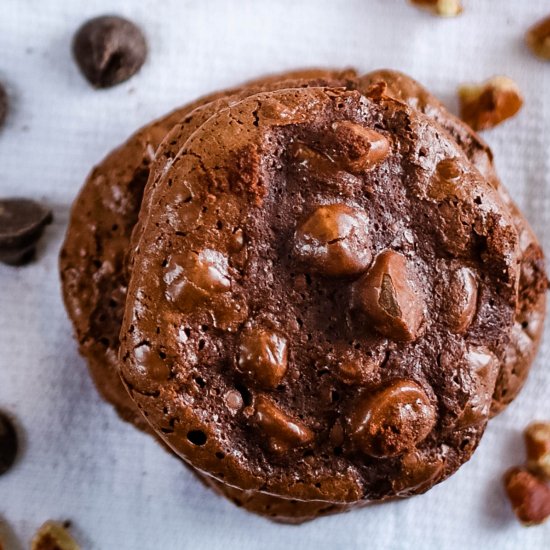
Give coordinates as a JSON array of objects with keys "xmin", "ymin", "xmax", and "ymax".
[{"xmin": 0, "ymin": 1, "xmax": 549, "ymax": 548}]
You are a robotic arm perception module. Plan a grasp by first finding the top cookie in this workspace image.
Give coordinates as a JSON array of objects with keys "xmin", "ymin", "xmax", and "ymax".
[{"xmin": 120, "ymin": 85, "xmax": 520, "ymax": 502}]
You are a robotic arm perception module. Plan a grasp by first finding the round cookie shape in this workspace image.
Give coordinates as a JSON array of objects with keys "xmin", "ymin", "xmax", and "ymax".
[
  {"xmin": 120, "ymin": 86, "xmax": 520, "ymax": 502},
  {"xmin": 60, "ymin": 69, "xmax": 546, "ymax": 521}
]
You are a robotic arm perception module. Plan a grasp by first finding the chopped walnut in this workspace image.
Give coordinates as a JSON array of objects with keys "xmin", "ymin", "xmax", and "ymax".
[
  {"xmin": 504, "ymin": 467, "xmax": 550, "ymax": 526},
  {"xmin": 526, "ymin": 15, "xmax": 550, "ymax": 61},
  {"xmin": 410, "ymin": 0, "xmax": 463, "ymax": 17},
  {"xmin": 458, "ymin": 76, "xmax": 524, "ymax": 131},
  {"xmin": 525, "ymin": 422, "xmax": 550, "ymax": 481},
  {"xmin": 31, "ymin": 521, "xmax": 79, "ymax": 550}
]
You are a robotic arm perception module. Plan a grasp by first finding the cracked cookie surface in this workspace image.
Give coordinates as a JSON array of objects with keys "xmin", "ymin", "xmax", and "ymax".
[
  {"xmin": 60, "ymin": 69, "xmax": 546, "ymax": 520},
  {"xmin": 120, "ymin": 85, "xmax": 521, "ymax": 503}
]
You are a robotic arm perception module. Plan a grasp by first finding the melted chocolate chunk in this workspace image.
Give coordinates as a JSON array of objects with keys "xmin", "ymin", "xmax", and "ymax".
[
  {"xmin": 352, "ymin": 250, "xmax": 425, "ymax": 341},
  {"xmin": 293, "ymin": 204, "xmax": 372, "ymax": 277},
  {"xmin": 237, "ymin": 327, "xmax": 288, "ymax": 388},
  {"xmin": 348, "ymin": 380, "xmax": 436, "ymax": 458}
]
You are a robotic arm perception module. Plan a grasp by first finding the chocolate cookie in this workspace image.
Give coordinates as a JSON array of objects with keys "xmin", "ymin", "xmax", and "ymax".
[
  {"xmin": 61, "ymin": 70, "xmax": 545, "ymax": 520},
  {"xmin": 120, "ymin": 85, "xmax": 521, "ymax": 503}
]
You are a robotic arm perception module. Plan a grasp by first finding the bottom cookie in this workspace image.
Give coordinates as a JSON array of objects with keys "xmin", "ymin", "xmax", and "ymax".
[{"xmin": 60, "ymin": 69, "xmax": 546, "ymax": 521}]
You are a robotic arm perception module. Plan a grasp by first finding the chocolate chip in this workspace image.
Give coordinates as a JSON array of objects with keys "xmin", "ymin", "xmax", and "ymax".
[
  {"xmin": 293, "ymin": 204, "xmax": 372, "ymax": 277},
  {"xmin": 352, "ymin": 250, "xmax": 425, "ymax": 341},
  {"xmin": 443, "ymin": 267, "xmax": 478, "ymax": 333},
  {"xmin": 237, "ymin": 328, "xmax": 288, "ymax": 389},
  {"xmin": 455, "ymin": 346, "xmax": 498, "ymax": 429},
  {"xmin": 253, "ymin": 396, "xmax": 314, "ymax": 453},
  {"xmin": 0, "ymin": 411, "xmax": 18, "ymax": 475},
  {"xmin": 164, "ymin": 249, "xmax": 231, "ymax": 310},
  {"xmin": 72, "ymin": 16, "xmax": 147, "ymax": 88},
  {"xmin": 0, "ymin": 198, "xmax": 53, "ymax": 266},
  {"xmin": 330, "ymin": 122, "xmax": 390, "ymax": 172},
  {"xmin": 133, "ymin": 342, "xmax": 171, "ymax": 382},
  {"xmin": 348, "ymin": 379, "xmax": 436, "ymax": 458},
  {"xmin": 0, "ymin": 82, "xmax": 7, "ymax": 129},
  {"xmin": 393, "ymin": 450, "xmax": 445, "ymax": 495}
]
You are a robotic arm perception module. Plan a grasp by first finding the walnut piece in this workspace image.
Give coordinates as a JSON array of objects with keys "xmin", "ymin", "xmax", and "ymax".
[
  {"xmin": 31, "ymin": 521, "xmax": 79, "ymax": 550},
  {"xmin": 458, "ymin": 76, "xmax": 524, "ymax": 131},
  {"xmin": 410, "ymin": 0, "xmax": 463, "ymax": 17},
  {"xmin": 504, "ymin": 467, "xmax": 550, "ymax": 526},
  {"xmin": 525, "ymin": 422, "xmax": 550, "ymax": 481},
  {"xmin": 526, "ymin": 15, "xmax": 550, "ymax": 61}
]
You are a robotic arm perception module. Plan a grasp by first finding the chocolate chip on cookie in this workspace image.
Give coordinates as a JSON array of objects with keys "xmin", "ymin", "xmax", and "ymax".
[
  {"xmin": 0, "ymin": 198, "xmax": 53, "ymax": 265},
  {"xmin": 72, "ymin": 16, "xmax": 147, "ymax": 88}
]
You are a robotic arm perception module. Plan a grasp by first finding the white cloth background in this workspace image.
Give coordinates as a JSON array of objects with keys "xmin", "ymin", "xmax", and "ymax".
[{"xmin": 1, "ymin": 1, "xmax": 549, "ymax": 548}]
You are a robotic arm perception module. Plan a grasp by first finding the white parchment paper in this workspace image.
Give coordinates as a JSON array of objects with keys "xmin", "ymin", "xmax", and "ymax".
[{"xmin": 1, "ymin": 1, "xmax": 549, "ymax": 548}]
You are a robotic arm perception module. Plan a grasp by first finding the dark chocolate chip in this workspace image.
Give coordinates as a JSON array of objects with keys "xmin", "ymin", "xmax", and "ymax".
[
  {"xmin": 0, "ymin": 198, "xmax": 53, "ymax": 266},
  {"xmin": 253, "ymin": 396, "xmax": 314, "ymax": 453},
  {"xmin": 0, "ymin": 411, "xmax": 18, "ymax": 475},
  {"xmin": 352, "ymin": 250, "xmax": 425, "ymax": 341},
  {"xmin": 0, "ymin": 82, "xmax": 7, "ymax": 128},
  {"xmin": 348, "ymin": 379, "xmax": 436, "ymax": 458},
  {"xmin": 72, "ymin": 16, "xmax": 147, "ymax": 88},
  {"xmin": 237, "ymin": 328, "xmax": 288, "ymax": 389},
  {"xmin": 293, "ymin": 204, "xmax": 372, "ymax": 277},
  {"xmin": 443, "ymin": 267, "xmax": 478, "ymax": 334}
]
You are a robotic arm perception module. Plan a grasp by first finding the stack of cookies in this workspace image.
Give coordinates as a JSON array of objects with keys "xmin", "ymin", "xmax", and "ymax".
[{"xmin": 60, "ymin": 68, "xmax": 547, "ymax": 523}]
